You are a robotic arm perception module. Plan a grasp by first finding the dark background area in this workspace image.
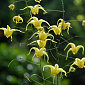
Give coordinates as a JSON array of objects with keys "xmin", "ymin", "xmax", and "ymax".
[{"xmin": 0, "ymin": 0, "xmax": 85, "ymax": 85}]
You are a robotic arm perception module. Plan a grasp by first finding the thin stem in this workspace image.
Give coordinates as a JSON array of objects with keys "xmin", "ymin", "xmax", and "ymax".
[
  {"xmin": 47, "ymin": 10, "xmax": 65, "ymax": 12},
  {"xmin": 49, "ymin": 42, "xmax": 57, "ymax": 60},
  {"xmin": 57, "ymin": 75, "xmax": 59, "ymax": 85},
  {"xmin": 56, "ymin": 34, "xmax": 62, "ymax": 62},
  {"xmin": 68, "ymin": 20, "xmax": 82, "ymax": 22},
  {"xmin": 61, "ymin": 0, "xmax": 65, "ymax": 19},
  {"xmin": 40, "ymin": 59, "xmax": 45, "ymax": 85},
  {"xmin": 13, "ymin": 0, "xmax": 26, "ymax": 4},
  {"xmin": 25, "ymin": 0, "xmax": 29, "ymax": 14},
  {"xmin": 53, "ymin": 43, "xmax": 59, "ymax": 62}
]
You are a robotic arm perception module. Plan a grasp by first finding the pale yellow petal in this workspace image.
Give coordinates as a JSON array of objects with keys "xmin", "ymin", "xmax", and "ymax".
[
  {"xmin": 66, "ymin": 48, "xmax": 72, "ymax": 60},
  {"xmin": 76, "ymin": 45, "xmax": 84, "ymax": 54},
  {"xmin": 20, "ymin": 6, "xmax": 33, "ymax": 10}
]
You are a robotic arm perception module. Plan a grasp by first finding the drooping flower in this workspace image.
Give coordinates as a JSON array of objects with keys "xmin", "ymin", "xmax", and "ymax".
[
  {"xmin": 27, "ymin": 47, "xmax": 49, "ymax": 63},
  {"xmin": 71, "ymin": 58, "xmax": 85, "ymax": 68},
  {"xmin": 57, "ymin": 19, "xmax": 72, "ymax": 34},
  {"xmin": 35, "ymin": 0, "xmax": 42, "ymax": 3},
  {"xmin": 8, "ymin": 4, "xmax": 15, "ymax": 10},
  {"xmin": 27, "ymin": 39, "xmax": 57, "ymax": 48},
  {"xmin": 0, "ymin": 25, "xmax": 24, "ymax": 41},
  {"xmin": 64, "ymin": 43, "xmax": 84, "ymax": 60},
  {"xmin": 28, "ymin": 30, "xmax": 54, "ymax": 41},
  {"xmin": 48, "ymin": 25, "xmax": 62, "ymax": 35},
  {"xmin": 43, "ymin": 64, "xmax": 67, "ymax": 84},
  {"xmin": 68, "ymin": 66, "xmax": 76, "ymax": 73},
  {"xmin": 20, "ymin": 4, "xmax": 47, "ymax": 15},
  {"xmin": 13, "ymin": 15, "xmax": 23, "ymax": 24},
  {"xmin": 82, "ymin": 20, "xmax": 85, "ymax": 26},
  {"xmin": 26, "ymin": 16, "xmax": 50, "ymax": 31}
]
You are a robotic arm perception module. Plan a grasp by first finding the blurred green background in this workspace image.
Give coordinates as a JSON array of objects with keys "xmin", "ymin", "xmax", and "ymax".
[{"xmin": 0, "ymin": 0, "xmax": 85, "ymax": 85}]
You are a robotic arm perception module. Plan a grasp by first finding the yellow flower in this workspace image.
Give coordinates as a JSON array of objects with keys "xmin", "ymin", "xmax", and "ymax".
[
  {"xmin": 0, "ymin": 25, "xmax": 24, "ymax": 41},
  {"xmin": 8, "ymin": 4, "xmax": 15, "ymax": 10},
  {"xmin": 71, "ymin": 58, "xmax": 85, "ymax": 68},
  {"xmin": 28, "ymin": 30, "xmax": 54, "ymax": 41},
  {"xmin": 27, "ymin": 47, "xmax": 49, "ymax": 63},
  {"xmin": 82, "ymin": 20, "xmax": 85, "ymax": 26},
  {"xmin": 20, "ymin": 4, "xmax": 47, "ymax": 15},
  {"xmin": 43, "ymin": 64, "xmax": 67, "ymax": 84},
  {"xmin": 57, "ymin": 19, "xmax": 72, "ymax": 34},
  {"xmin": 35, "ymin": 0, "xmax": 42, "ymax": 3},
  {"xmin": 38, "ymin": 31, "xmax": 54, "ymax": 40},
  {"xmin": 68, "ymin": 66, "xmax": 76, "ymax": 73},
  {"xmin": 13, "ymin": 15, "xmax": 23, "ymax": 24},
  {"xmin": 27, "ymin": 39, "xmax": 57, "ymax": 48},
  {"xmin": 26, "ymin": 17, "xmax": 50, "ymax": 31},
  {"xmin": 48, "ymin": 25, "xmax": 62, "ymax": 35},
  {"xmin": 64, "ymin": 43, "xmax": 84, "ymax": 60}
]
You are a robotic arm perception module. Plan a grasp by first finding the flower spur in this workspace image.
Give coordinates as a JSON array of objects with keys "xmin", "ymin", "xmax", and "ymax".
[
  {"xmin": 28, "ymin": 30, "xmax": 54, "ymax": 41},
  {"xmin": 27, "ymin": 47, "xmax": 49, "ymax": 63},
  {"xmin": 27, "ymin": 39, "xmax": 57, "ymax": 48},
  {"xmin": 0, "ymin": 25, "xmax": 24, "ymax": 41},
  {"xmin": 43, "ymin": 64, "xmax": 67, "ymax": 84},
  {"xmin": 57, "ymin": 19, "xmax": 72, "ymax": 34},
  {"xmin": 20, "ymin": 4, "xmax": 47, "ymax": 15},
  {"xmin": 26, "ymin": 16, "xmax": 50, "ymax": 31},
  {"xmin": 64, "ymin": 43, "xmax": 84, "ymax": 60}
]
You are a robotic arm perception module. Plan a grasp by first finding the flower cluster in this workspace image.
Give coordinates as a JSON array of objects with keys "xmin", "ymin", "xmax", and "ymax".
[{"xmin": 1, "ymin": 0, "xmax": 85, "ymax": 84}]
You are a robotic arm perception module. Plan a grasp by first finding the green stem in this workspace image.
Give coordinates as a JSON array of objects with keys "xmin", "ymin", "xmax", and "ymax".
[
  {"xmin": 24, "ymin": 0, "xmax": 33, "ymax": 18},
  {"xmin": 54, "ymin": 43, "xmax": 59, "ymax": 62},
  {"xmin": 54, "ymin": 34, "xmax": 62, "ymax": 62},
  {"xmin": 40, "ymin": 59, "xmax": 45, "ymax": 85},
  {"xmin": 61, "ymin": 0, "xmax": 65, "ymax": 19},
  {"xmin": 57, "ymin": 75, "xmax": 59, "ymax": 85}
]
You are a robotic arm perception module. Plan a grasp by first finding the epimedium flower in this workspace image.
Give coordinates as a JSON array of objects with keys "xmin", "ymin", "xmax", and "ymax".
[
  {"xmin": 27, "ymin": 47, "xmax": 49, "ymax": 63},
  {"xmin": 0, "ymin": 25, "xmax": 24, "ymax": 41},
  {"xmin": 82, "ymin": 20, "xmax": 85, "ymax": 26},
  {"xmin": 64, "ymin": 43, "xmax": 84, "ymax": 60},
  {"xmin": 71, "ymin": 58, "xmax": 85, "ymax": 68},
  {"xmin": 28, "ymin": 30, "xmax": 54, "ymax": 41},
  {"xmin": 48, "ymin": 25, "xmax": 62, "ymax": 35},
  {"xmin": 68, "ymin": 66, "xmax": 76, "ymax": 73},
  {"xmin": 13, "ymin": 15, "xmax": 23, "ymax": 24},
  {"xmin": 43, "ymin": 64, "xmax": 67, "ymax": 84},
  {"xmin": 57, "ymin": 18, "xmax": 72, "ymax": 34},
  {"xmin": 27, "ymin": 39, "xmax": 57, "ymax": 48},
  {"xmin": 38, "ymin": 31, "xmax": 54, "ymax": 40},
  {"xmin": 26, "ymin": 16, "xmax": 50, "ymax": 31},
  {"xmin": 35, "ymin": 0, "xmax": 42, "ymax": 3},
  {"xmin": 8, "ymin": 4, "xmax": 15, "ymax": 10},
  {"xmin": 20, "ymin": 4, "xmax": 47, "ymax": 15}
]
